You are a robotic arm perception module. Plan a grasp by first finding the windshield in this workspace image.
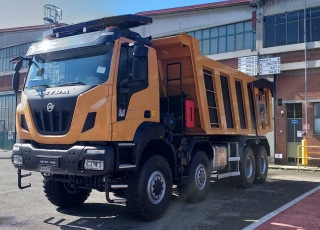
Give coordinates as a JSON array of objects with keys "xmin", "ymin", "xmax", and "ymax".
[{"xmin": 24, "ymin": 44, "xmax": 113, "ymax": 90}]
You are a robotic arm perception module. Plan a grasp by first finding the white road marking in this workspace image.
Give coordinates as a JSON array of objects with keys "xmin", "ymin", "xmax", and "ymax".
[{"xmin": 243, "ymin": 185, "xmax": 320, "ymax": 230}]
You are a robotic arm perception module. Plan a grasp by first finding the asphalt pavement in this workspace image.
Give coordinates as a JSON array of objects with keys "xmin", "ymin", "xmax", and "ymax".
[{"xmin": 2, "ymin": 149, "xmax": 320, "ymax": 229}]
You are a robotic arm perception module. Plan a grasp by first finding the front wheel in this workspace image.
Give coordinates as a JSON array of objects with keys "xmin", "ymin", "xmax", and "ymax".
[
  {"xmin": 126, "ymin": 155, "xmax": 173, "ymax": 221},
  {"xmin": 43, "ymin": 176, "xmax": 91, "ymax": 208},
  {"xmin": 178, "ymin": 150, "xmax": 211, "ymax": 203}
]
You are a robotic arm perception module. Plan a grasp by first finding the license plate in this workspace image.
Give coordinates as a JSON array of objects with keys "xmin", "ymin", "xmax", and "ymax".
[{"xmin": 36, "ymin": 157, "xmax": 60, "ymax": 167}]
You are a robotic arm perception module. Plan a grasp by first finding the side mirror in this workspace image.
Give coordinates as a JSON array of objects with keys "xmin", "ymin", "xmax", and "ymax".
[
  {"xmin": 132, "ymin": 58, "xmax": 148, "ymax": 82},
  {"xmin": 12, "ymin": 72, "xmax": 20, "ymax": 92},
  {"xmin": 14, "ymin": 60, "xmax": 23, "ymax": 72},
  {"xmin": 133, "ymin": 44, "xmax": 148, "ymax": 57}
]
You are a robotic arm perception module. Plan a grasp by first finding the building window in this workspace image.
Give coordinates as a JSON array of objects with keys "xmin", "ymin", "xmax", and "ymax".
[
  {"xmin": 0, "ymin": 42, "xmax": 33, "ymax": 72},
  {"xmin": 314, "ymin": 103, "xmax": 320, "ymax": 134},
  {"xmin": 264, "ymin": 6, "xmax": 320, "ymax": 47},
  {"xmin": 187, "ymin": 20, "xmax": 255, "ymax": 55}
]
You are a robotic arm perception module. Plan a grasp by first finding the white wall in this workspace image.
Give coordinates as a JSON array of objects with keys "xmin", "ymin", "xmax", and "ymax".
[
  {"xmin": 134, "ymin": 4, "xmax": 254, "ymax": 38},
  {"xmin": 0, "ymin": 29, "xmax": 46, "ymax": 48},
  {"xmin": 263, "ymin": 0, "xmax": 320, "ymax": 16}
]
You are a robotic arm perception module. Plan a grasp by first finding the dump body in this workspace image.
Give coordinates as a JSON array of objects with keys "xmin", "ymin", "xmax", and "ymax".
[{"xmin": 153, "ymin": 33, "xmax": 273, "ymax": 136}]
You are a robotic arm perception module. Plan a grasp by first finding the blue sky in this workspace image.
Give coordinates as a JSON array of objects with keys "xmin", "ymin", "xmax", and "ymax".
[{"xmin": 0, "ymin": 0, "xmax": 221, "ymax": 29}]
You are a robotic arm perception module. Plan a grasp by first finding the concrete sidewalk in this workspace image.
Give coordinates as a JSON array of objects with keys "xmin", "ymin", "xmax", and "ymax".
[
  {"xmin": 269, "ymin": 163, "xmax": 320, "ymax": 172},
  {"xmin": 0, "ymin": 150, "xmax": 11, "ymax": 159}
]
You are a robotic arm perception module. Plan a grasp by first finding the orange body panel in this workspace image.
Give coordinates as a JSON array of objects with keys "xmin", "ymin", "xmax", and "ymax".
[{"xmin": 17, "ymin": 33, "xmax": 272, "ymax": 145}]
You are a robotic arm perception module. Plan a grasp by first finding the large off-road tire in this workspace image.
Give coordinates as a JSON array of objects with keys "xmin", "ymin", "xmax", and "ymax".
[
  {"xmin": 254, "ymin": 146, "xmax": 268, "ymax": 184},
  {"xmin": 178, "ymin": 150, "xmax": 211, "ymax": 203},
  {"xmin": 126, "ymin": 155, "xmax": 173, "ymax": 221},
  {"xmin": 43, "ymin": 177, "xmax": 91, "ymax": 208},
  {"xmin": 234, "ymin": 147, "xmax": 256, "ymax": 188}
]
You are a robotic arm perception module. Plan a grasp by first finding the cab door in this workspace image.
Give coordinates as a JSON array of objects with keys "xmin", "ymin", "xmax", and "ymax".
[{"xmin": 112, "ymin": 41, "xmax": 159, "ymax": 141}]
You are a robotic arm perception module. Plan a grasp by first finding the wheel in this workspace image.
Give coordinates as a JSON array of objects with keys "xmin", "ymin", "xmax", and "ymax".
[
  {"xmin": 254, "ymin": 146, "xmax": 268, "ymax": 183},
  {"xmin": 235, "ymin": 147, "xmax": 256, "ymax": 188},
  {"xmin": 178, "ymin": 150, "xmax": 211, "ymax": 203},
  {"xmin": 43, "ymin": 176, "xmax": 91, "ymax": 208},
  {"xmin": 126, "ymin": 155, "xmax": 173, "ymax": 221}
]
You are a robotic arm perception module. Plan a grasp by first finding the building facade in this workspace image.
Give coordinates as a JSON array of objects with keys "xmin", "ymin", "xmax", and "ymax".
[
  {"xmin": 1, "ymin": 0, "xmax": 320, "ymax": 166},
  {"xmin": 135, "ymin": 0, "xmax": 320, "ymax": 164},
  {"xmin": 0, "ymin": 25, "xmax": 51, "ymax": 149}
]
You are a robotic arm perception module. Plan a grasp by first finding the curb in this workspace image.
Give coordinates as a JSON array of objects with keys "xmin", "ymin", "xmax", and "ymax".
[{"xmin": 269, "ymin": 165, "xmax": 320, "ymax": 172}]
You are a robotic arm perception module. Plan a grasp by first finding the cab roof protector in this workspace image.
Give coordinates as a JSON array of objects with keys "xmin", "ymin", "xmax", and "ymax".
[{"xmin": 43, "ymin": 14, "xmax": 153, "ymax": 39}]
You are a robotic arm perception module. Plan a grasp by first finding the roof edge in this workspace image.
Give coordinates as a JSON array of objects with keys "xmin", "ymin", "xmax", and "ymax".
[
  {"xmin": 136, "ymin": 0, "xmax": 250, "ymax": 16},
  {"xmin": 0, "ymin": 23, "xmax": 66, "ymax": 33}
]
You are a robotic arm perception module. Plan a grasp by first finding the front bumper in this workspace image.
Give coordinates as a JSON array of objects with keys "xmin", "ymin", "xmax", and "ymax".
[{"xmin": 11, "ymin": 143, "xmax": 114, "ymax": 177}]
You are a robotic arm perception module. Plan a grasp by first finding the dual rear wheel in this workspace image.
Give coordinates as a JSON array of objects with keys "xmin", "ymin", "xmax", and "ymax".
[
  {"xmin": 178, "ymin": 150, "xmax": 211, "ymax": 203},
  {"xmin": 237, "ymin": 146, "xmax": 268, "ymax": 188}
]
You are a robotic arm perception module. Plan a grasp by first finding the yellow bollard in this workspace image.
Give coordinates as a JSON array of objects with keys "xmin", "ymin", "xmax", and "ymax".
[{"xmin": 301, "ymin": 137, "xmax": 308, "ymax": 165}]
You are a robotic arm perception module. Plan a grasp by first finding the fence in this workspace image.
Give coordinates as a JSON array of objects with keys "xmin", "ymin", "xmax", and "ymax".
[{"xmin": 297, "ymin": 145, "xmax": 320, "ymax": 171}]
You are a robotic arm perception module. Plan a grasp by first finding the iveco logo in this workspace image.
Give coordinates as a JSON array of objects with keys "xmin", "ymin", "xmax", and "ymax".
[
  {"xmin": 47, "ymin": 103, "xmax": 55, "ymax": 112},
  {"xmin": 36, "ymin": 90, "xmax": 69, "ymax": 96}
]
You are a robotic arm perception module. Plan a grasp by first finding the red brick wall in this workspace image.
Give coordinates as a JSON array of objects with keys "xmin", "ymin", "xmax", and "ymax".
[
  {"xmin": 0, "ymin": 72, "xmax": 26, "ymax": 92},
  {"xmin": 278, "ymin": 48, "xmax": 320, "ymax": 64},
  {"xmin": 276, "ymin": 68, "xmax": 320, "ymax": 164}
]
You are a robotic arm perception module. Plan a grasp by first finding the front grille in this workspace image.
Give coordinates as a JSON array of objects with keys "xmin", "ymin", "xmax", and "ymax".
[{"xmin": 32, "ymin": 107, "xmax": 72, "ymax": 135}]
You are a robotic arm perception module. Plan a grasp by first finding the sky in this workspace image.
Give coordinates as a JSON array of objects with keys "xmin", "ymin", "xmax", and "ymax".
[{"xmin": 0, "ymin": 0, "xmax": 221, "ymax": 29}]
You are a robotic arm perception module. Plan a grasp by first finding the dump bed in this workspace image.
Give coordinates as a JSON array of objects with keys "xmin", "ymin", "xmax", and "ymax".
[{"xmin": 152, "ymin": 33, "xmax": 273, "ymax": 136}]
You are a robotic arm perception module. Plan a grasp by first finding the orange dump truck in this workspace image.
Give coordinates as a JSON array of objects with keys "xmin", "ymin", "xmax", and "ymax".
[{"xmin": 11, "ymin": 14, "xmax": 273, "ymax": 221}]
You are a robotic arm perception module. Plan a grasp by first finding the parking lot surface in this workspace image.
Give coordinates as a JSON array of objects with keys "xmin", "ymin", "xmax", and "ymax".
[{"xmin": 1, "ymin": 150, "xmax": 320, "ymax": 230}]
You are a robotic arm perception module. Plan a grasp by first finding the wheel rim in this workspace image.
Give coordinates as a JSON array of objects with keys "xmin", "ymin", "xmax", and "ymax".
[
  {"xmin": 195, "ymin": 163, "xmax": 207, "ymax": 191},
  {"xmin": 64, "ymin": 183, "xmax": 80, "ymax": 194},
  {"xmin": 147, "ymin": 170, "xmax": 166, "ymax": 204},
  {"xmin": 260, "ymin": 155, "xmax": 266, "ymax": 174},
  {"xmin": 245, "ymin": 157, "xmax": 253, "ymax": 178}
]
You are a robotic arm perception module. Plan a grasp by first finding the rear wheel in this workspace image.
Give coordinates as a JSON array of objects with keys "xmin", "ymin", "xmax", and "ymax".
[
  {"xmin": 254, "ymin": 146, "xmax": 268, "ymax": 183},
  {"xmin": 234, "ymin": 147, "xmax": 256, "ymax": 188},
  {"xmin": 178, "ymin": 150, "xmax": 211, "ymax": 203},
  {"xmin": 126, "ymin": 155, "xmax": 173, "ymax": 221},
  {"xmin": 43, "ymin": 176, "xmax": 91, "ymax": 208}
]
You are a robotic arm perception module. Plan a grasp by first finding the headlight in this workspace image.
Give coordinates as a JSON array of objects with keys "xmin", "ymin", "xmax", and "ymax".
[
  {"xmin": 84, "ymin": 160, "xmax": 104, "ymax": 170},
  {"xmin": 13, "ymin": 145, "xmax": 20, "ymax": 151},
  {"xmin": 86, "ymin": 149, "xmax": 105, "ymax": 154},
  {"xmin": 13, "ymin": 155, "xmax": 23, "ymax": 164}
]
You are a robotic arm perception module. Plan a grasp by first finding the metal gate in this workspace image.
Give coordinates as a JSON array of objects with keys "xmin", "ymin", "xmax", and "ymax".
[
  {"xmin": 286, "ymin": 103, "xmax": 302, "ymax": 163},
  {"xmin": 0, "ymin": 120, "xmax": 4, "ymax": 149}
]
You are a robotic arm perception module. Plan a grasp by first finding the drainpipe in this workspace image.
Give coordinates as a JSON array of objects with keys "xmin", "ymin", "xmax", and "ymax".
[{"xmin": 304, "ymin": 0, "xmax": 308, "ymax": 135}]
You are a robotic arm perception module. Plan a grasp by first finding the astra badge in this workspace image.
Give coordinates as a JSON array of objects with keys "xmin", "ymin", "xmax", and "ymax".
[{"xmin": 47, "ymin": 103, "xmax": 55, "ymax": 112}]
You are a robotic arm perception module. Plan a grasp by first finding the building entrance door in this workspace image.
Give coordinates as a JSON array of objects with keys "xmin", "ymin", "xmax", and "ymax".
[
  {"xmin": 0, "ymin": 120, "xmax": 4, "ymax": 149},
  {"xmin": 286, "ymin": 103, "xmax": 302, "ymax": 163}
]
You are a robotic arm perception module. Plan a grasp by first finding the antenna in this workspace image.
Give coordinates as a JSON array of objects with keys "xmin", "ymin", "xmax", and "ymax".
[{"xmin": 43, "ymin": 4, "xmax": 62, "ymax": 25}]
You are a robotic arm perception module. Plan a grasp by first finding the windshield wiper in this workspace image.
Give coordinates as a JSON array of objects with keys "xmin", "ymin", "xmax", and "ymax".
[
  {"xmin": 57, "ymin": 81, "xmax": 86, "ymax": 86},
  {"xmin": 27, "ymin": 84, "xmax": 51, "ymax": 89}
]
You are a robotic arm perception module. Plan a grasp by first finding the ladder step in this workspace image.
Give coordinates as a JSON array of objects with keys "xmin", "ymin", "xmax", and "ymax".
[
  {"xmin": 217, "ymin": 171, "xmax": 240, "ymax": 179},
  {"xmin": 113, "ymin": 198, "xmax": 127, "ymax": 203},
  {"xmin": 111, "ymin": 185, "xmax": 128, "ymax": 189},
  {"xmin": 118, "ymin": 143, "xmax": 136, "ymax": 147},
  {"xmin": 228, "ymin": 157, "xmax": 240, "ymax": 162}
]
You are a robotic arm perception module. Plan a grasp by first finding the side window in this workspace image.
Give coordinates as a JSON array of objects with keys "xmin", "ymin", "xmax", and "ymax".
[
  {"xmin": 117, "ymin": 45, "xmax": 134, "ymax": 121},
  {"xmin": 117, "ymin": 46, "xmax": 134, "ymax": 86}
]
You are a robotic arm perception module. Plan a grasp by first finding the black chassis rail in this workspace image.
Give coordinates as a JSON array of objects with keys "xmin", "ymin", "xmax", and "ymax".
[{"xmin": 11, "ymin": 143, "xmax": 115, "ymax": 177}]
